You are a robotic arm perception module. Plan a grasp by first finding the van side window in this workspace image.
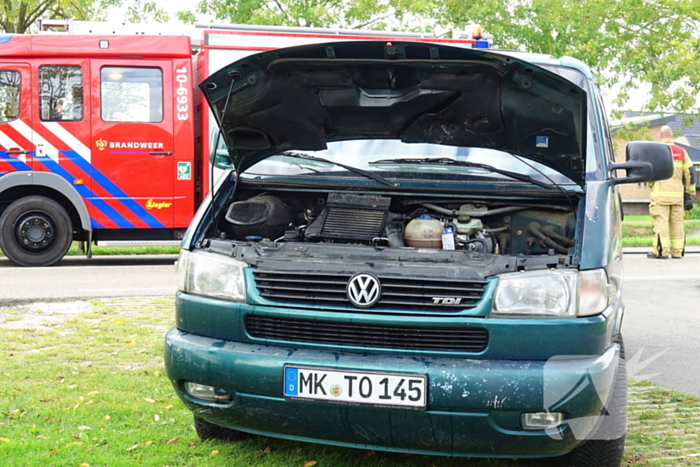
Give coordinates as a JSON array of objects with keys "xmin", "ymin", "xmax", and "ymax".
[
  {"xmin": 594, "ymin": 87, "xmax": 615, "ymax": 164},
  {"xmin": 39, "ymin": 65, "xmax": 84, "ymax": 122},
  {"xmin": 101, "ymin": 67, "xmax": 163, "ymax": 123},
  {"xmin": 0, "ymin": 71, "xmax": 20, "ymax": 122}
]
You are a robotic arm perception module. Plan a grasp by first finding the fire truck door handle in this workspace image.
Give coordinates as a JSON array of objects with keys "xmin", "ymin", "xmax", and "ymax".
[
  {"xmin": 150, "ymin": 151, "xmax": 172, "ymax": 156},
  {"xmin": 6, "ymin": 149, "xmax": 29, "ymax": 156}
]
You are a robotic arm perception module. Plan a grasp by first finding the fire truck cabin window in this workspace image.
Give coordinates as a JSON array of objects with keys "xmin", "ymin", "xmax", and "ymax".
[
  {"xmin": 0, "ymin": 71, "xmax": 20, "ymax": 122},
  {"xmin": 39, "ymin": 65, "xmax": 84, "ymax": 122},
  {"xmin": 101, "ymin": 67, "xmax": 163, "ymax": 123}
]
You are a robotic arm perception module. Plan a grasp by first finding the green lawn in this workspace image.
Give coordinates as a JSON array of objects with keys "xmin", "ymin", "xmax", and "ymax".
[
  {"xmin": 622, "ymin": 219, "xmax": 700, "ymax": 247},
  {"xmin": 623, "ymin": 215, "xmax": 653, "ymax": 223},
  {"xmin": 1, "ymin": 298, "xmax": 699, "ymax": 466},
  {"xmin": 66, "ymin": 244, "xmax": 180, "ymax": 256},
  {"xmin": 0, "ymin": 243, "xmax": 180, "ymax": 259}
]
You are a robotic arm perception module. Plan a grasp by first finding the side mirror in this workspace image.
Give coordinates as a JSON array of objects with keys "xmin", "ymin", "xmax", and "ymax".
[
  {"xmin": 611, "ymin": 141, "xmax": 674, "ymax": 185},
  {"xmin": 210, "ymin": 148, "xmax": 233, "ymax": 170}
]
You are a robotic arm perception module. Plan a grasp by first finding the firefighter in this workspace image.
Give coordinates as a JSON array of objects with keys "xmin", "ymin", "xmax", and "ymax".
[
  {"xmin": 647, "ymin": 125, "xmax": 696, "ymax": 259},
  {"xmin": 50, "ymin": 98, "xmax": 65, "ymax": 120}
]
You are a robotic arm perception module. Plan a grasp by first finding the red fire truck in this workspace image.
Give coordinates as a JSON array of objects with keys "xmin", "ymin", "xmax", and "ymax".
[{"xmin": 0, "ymin": 22, "xmax": 490, "ymax": 266}]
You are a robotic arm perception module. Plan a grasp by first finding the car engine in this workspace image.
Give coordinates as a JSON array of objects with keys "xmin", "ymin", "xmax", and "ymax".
[{"xmin": 216, "ymin": 190, "xmax": 577, "ymax": 257}]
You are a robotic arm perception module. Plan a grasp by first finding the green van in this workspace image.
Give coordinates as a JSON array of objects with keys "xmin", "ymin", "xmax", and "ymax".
[{"xmin": 165, "ymin": 41, "xmax": 673, "ymax": 466}]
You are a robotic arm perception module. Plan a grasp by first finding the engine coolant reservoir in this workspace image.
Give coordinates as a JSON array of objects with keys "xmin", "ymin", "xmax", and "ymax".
[{"xmin": 404, "ymin": 214, "xmax": 444, "ymax": 249}]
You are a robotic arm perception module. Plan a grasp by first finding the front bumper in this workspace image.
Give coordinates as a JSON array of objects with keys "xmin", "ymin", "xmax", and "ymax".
[{"xmin": 165, "ymin": 327, "xmax": 621, "ymax": 458}]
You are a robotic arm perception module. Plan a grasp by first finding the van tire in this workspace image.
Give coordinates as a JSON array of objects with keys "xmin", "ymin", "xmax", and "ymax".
[
  {"xmin": 193, "ymin": 415, "xmax": 252, "ymax": 442},
  {"xmin": 557, "ymin": 437, "xmax": 626, "ymax": 467},
  {"xmin": 0, "ymin": 196, "xmax": 73, "ymax": 267},
  {"xmin": 555, "ymin": 336, "xmax": 627, "ymax": 467}
]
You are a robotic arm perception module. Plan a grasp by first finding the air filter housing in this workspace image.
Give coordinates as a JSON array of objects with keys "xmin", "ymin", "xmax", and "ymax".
[{"xmin": 225, "ymin": 195, "xmax": 295, "ymax": 240}]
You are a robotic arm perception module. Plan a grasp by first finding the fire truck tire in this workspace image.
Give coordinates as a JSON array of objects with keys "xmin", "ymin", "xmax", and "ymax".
[{"xmin": 0, "ymin": 196, "xmax": 73, "ymax": 267}]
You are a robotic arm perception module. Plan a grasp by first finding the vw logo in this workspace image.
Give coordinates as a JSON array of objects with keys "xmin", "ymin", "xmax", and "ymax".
[{"xmin": 346, "ymin": 273, "xmax": 381, "ymax": 308}]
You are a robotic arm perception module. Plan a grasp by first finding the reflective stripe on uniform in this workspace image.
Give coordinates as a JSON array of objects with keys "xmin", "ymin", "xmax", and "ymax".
[
  {"xmin": 650, "ymin": 185, "xmax": 684, "ymax": 196},
  {"xmin": 650, "ymin": 180, "xmax": 684, "ymax": 197}
]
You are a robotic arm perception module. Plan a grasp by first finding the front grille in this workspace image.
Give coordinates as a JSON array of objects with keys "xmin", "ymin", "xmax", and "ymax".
[
  {"xmin": 246, "ymin": 315, "xmax": 488, "ymax": 352},
  {"xmin": 253, "ymin": 270, "xmax": 487, "ymax": 311}
]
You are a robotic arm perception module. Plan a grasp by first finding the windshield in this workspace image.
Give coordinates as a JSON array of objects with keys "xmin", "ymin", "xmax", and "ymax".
[{"xmin": 243, "ymin": 140, "xmax": 576, "ymax": 185}]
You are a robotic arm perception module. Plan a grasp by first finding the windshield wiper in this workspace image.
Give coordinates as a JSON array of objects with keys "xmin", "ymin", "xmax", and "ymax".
[
  {"xmin": 369, "ymin": 157, "xmax": 556, "ymax": 190},
  {"xmin": 280, "ymin": 152, "xmax": 397, "ymax": 187}
]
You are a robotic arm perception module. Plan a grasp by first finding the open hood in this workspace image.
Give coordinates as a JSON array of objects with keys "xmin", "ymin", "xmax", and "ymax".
[{"xmin": 200, "ymin": 41, "xmax": 588, "ymax": 186}]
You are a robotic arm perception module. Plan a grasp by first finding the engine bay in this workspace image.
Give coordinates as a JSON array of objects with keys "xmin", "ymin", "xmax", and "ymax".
[{"xmin": 210, "ymin": 188, "xmax": 578, "ymax": 258}]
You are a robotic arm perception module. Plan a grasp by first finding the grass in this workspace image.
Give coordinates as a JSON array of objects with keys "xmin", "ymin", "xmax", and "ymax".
[
  {"xmin": 624, "ymin": 215, "xmax": 653, "ymax": 223},
  {"xmin": 0, "ymin": 243, "xmax": 179, "ymax": 259},
  {"xmin": 65, "ymin": 243, "xmax": 180, "ymax": 256},
  {"xmin": 621, "ymin": 219, "xmax": 700, "ymax": 247},
  {"xmin": 626, "ymin": 381, "xmax": 700, "ymax": 465},
  {"xmin": 1, "ymin": 297, "xmax": 699, "ymax": 467}
]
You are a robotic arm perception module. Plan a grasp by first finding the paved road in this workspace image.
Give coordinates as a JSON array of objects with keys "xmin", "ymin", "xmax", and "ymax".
[
  {"xmin": 622, "ymin": 253, "xmax": 700, "ymax": 396},
  {"xmin": 0, "ymin": 255, "xmax": 178, "ymax": 304},
  {"xmin": 1, "ymin": 252, "xmax": 698, "ymax": 396}
]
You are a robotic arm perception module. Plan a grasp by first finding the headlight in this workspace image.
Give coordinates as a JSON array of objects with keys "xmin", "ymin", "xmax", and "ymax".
[
  {"xmin": 493, "ymin": 269, "xmax": 577, "ymax": 317},
  {"xmin": 492, "ymin": 268, "xmax": 610, "ymax": 318},
  {"xmin": 176, "ymin": 249, "xmax": 246, "ymax": 302}
]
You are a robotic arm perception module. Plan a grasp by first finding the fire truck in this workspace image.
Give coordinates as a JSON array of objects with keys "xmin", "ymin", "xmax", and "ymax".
[{"xmin": 0, "ymin": 21, "xmax": 490, "ymax": 266}]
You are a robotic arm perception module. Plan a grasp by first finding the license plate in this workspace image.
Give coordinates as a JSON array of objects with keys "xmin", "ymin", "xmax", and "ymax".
[{"xmin": 283, "ymin": 366, "xmax": 427, "ymax": 409}]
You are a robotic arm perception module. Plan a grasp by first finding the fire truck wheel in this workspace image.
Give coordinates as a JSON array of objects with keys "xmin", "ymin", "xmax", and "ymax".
[{"xmin": 0, "ymin": 196, "xmax": 73, "ymax": 267}]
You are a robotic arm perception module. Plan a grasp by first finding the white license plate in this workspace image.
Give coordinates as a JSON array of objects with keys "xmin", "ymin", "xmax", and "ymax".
[{"xmin": 283, "ymin": 366, "xmax": 427, "ymax": 409}]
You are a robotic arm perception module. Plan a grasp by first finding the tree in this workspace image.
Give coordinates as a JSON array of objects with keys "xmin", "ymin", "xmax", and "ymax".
[
  {"xmin": 122, "ymin": 0, "xmax": 170, "ymax": 23},
  {"xmin": 0, "ymin": 0, "xmax": 170, "ymax": 34},
  {"xmin": 181, "ymin": 0, "xmax": 700, "ymax": 114},
  {"xmin": 1, "ymin": 0, "xmax": 102, "ymax": 33},
  {"xmin": 434, "ymin": 0, "xmax": 700, "ymax": 114},
  {"xmin": 179, "ymin": 0, "xmax": 419, "ymax": 30}
]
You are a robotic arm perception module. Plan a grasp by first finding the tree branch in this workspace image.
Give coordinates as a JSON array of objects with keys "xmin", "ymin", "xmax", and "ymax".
[
  {"xmin": 24, "ymin": 0, "xmax": 54, "ymax": 24},
  {"xmin": 272, "ymin": 0, "xmax": 292, "ymax": 23},
  {"xmin": 352, "ymin": 12, "xmax": 395, "ymax": 30},
  {"xmin": 1, "ymin": 0, "xmax": 14, "ymax": 32}
]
